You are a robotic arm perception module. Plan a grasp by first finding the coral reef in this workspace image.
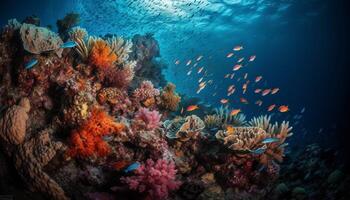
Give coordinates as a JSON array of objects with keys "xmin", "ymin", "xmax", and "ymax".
[
  {"xmin": 121, "ymin": 159, "xmax": 181, "ymax": 200},
  {"xmin": 57, "ymin": 12, "xmax": 80, "ymax": 37},
  {"xmin": 0, "ymin": 15, "xmax": 330, "ymax": 200}
]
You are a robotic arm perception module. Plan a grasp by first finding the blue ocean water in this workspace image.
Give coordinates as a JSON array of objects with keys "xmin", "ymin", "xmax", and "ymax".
[{"xmin": 1, "ymin": 0, "xmax": 349, "ymax": 157}]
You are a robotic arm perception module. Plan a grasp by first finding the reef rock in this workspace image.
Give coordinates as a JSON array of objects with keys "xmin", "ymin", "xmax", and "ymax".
[
  {"xmin": 20, "ymin": 23, "xmax": 63, "ymax": 57},
  {"xmin": 0, "ymin": 98, "xmax": 30, "ymax": 145}
]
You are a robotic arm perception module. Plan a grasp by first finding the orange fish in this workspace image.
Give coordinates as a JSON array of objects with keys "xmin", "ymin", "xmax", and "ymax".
[
  {"xmin": 262, "ymin": 89, "xmax": 271, "ymax": 96},
  {"xmin": 226, "ymin": 52, "xmax": 234, "ymax": 58},
  {"xmin": 255, "ymin": 100, "xmax": 263, "ymax": 106},
  {"xmin": 233, "ymin": 45, "xmax": 243, "ymax": 51},
  {"xmin": 233, "ymin": 64, "xmax": 242, "ymax": 71},
  {"xmin": 255, "ymin": 76, "xmax": 262, "ymax": 82},
  {"xmin": 238, "ymin": 57, "xmax": 244, "ymax": 63},
  {"xmin": 254, "ymin": 88, "xmax": 262, "ymax": 93},
  {"xmin": 228, "ymin": 85, "xmax": 235, "ymax": 92},
  {"xmin": 220, "ymin": 99, "xmax": 229, "ymax": 104},
  {"xmin": 271, "ymin": 88, "xmax": 280, "ymax": 94},
  {"xmin": 267, "ymin": 104, "xmax": 276, "ymax": 112},
  {"xmin": 186, "ymin": 60, "xmax": 192, "ymax": 66},
  {"xmin": 227, "ymin": 89, "xmax": 235, "ymax": 96},
  {"xmin": 112, "ymin": 160, "xmax": 129, "ymax": 171},
  {"xmin": 279, "ymin": 105, "xmax": 289, "ymax": 112},
  {"xmin": 249, "ymin": 55, "xmax": 256, "ymax": 62},
  {"xmin": 230, "ymin": 109, "xmax": 241, "ymax": 116},
  {"xmin": 240, "ymin": 97, "xmax": 248, "ymax": 104},
  {"xmin": 187, "ymin": 105, "xmax": 199, "ymax": 112},
  {"xmin": 226, "ymin": 125, "xmax": 235, "ymax": 135},
  {"xmin": 175, "ymin": 60, "xmax": 180, "ymax": 65}
]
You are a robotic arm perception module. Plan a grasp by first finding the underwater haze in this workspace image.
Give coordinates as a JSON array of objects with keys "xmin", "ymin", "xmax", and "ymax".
[{"xmin": 1, "ymin": 0, "xmax": 350, "ymax": 199}]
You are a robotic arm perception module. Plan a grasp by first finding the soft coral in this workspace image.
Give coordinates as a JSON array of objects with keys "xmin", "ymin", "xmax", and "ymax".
[
  {"xmin": 68, "ymin": 108, "xmax": 125, "ymax": 158},
  {"xmin": 89, "ymin": 40, "xmax": 117, "ymax": 69}
]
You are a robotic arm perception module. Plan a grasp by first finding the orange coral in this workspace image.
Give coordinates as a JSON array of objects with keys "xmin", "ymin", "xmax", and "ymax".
[
  {"xmin": 158, "ymin": 83, "xmax": 181, "ymax": 111},
  {"xmin": 89, "ymin": 40, "xmax": 117, "ymax": 69},
  {"xmin": 68, "ymin": 108, "xmax": 125, "ymax": 158}
]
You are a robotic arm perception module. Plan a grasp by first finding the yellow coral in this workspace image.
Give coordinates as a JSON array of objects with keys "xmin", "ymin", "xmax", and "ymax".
[
  {"xmin": 158, "ymin": 83, "xmax": 181, "ymax": 111},
  {"xmin": 89, "ymin": 39, "xmax": 117, "ymax": 69}
]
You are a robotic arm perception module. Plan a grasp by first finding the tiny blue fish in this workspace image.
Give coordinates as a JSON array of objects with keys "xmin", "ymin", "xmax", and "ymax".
[
  {"xmin": 261, "ymin": 137, "xmax": 280, "ymax": 144},
  {"xmin": 60, "ymin": 41, "xmax": 77, "ymax": 48},
  {"xmin": 24, "ymin": 59, "xmax": 38, "ymax": 69},
  {"xmin": 124, "ymin": 162, "xmax": 140, "ymax": 173},
  {"xmin": 249, "ymin": 146, "xmax": 267, "ymax": 155}
]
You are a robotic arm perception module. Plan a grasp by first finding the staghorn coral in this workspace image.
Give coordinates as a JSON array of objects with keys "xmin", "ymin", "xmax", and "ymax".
[
  {"xmin": 68, "ymin": 26, "xmax": 87, "ymax": 41},
  {"xmin": 89, "ymin": 39, "xmax": 117, "ymax": 69},
  {"xmin": 158, "ymin": 83, "xmax": 181, "ymax": 111},
  {"xmin": 0, "ymin": 98, "xmax": 30, "ymax": 145},
  {"xmin": 121, "ymin": 159, "xmax": 181, "ymax": 200},
  {"xmin": 20, "ymin": 23, "xmax": 64, "ymax": 57},
  {"xmin": 68, "ymin": 108, "xmax": 125, "ymax": 158},
  {"xmin": 133, "ymin": 107, "xmax": 162, "ymax": 131},
  {"xmin": 14, "ymin": 128, "xmax": 68, "ymax": 200}
]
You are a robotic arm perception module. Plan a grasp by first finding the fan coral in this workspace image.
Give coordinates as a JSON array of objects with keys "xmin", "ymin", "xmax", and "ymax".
[
  {"xmin": 133, "ymin": 80, "xmax": 160, "ymax": 105},
  {"xmin": 89, "ymin": 39, "xmax": 117, "ymax": 69},
  {"xmin": 158, "ymin": 83, "xmax": 181, "ymax": 111},
  {"xmin": 121, "ymin": 159, "xmax": 181, "ymax": 200},
  {"xmin": 68, "ymin": 26, "xmax": 87, "ymax": 41},
  {"xmin": 0, "ymin": 98, "xmax": 30, "ymax": 145},
  {"xmin": 134, "ymin": 107, "xmax": 162, "ymax": 131},
  {"xmin": 20, "ymin": 23, "xmax": 63, "ymax": 57},
  {"xmin": 68, "ymin": 108, "xmax": 125, "ymax": 158}
]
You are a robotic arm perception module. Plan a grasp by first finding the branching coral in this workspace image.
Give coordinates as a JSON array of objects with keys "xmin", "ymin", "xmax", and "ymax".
[
  {"xmin": 68, "ymin": 108, "xmax": 125, "ymax": 158},
  {"xmin": 121, "ymin": 159, "xmax": 181, "ymax": 200},
  {"xmin": 133, "ymin": 107, "xmax": 161, "ymax": 131},
  {"xmin": 158, "ymin": 83, "xmax": 181, "ymax": 111},
  {"xmin": 133, "ymin": 80, "xmax": 160, "ymax": 107},
  {"xmin": 0, "ymin": 98, "xmax": 30, "ymax": 145},
  {"xmin": 89, "ymin": 39, "xmax": 117, "ymax": 69}
]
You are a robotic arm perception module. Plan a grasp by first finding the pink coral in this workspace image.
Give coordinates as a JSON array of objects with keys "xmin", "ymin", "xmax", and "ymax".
[
  {"xmin": 134, "ymin": 107, "xmax": 161, "ymax": 131},
  {"xmin": 121, "ymin": 159, "xmax": 181, "ymax": 200},
  {"xmin": 133, "ymin": 80, "xmax": 160, "ymax": 102}
]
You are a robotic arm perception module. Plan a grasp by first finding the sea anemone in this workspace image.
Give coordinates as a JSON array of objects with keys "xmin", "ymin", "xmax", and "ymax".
[
  {"xmin": 89, "ymin": 39, "xmax": 117, "ymax": 69},
  {"xmin": 158, "ymin": 83, "xmax": 181, "ymax": 111}
]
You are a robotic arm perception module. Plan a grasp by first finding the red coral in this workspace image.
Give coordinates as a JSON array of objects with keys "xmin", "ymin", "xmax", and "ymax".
[
  {"xmin": 121, "ymin": 159, "xmax": 181, "ymax": 200},
  {"xmin": 89, "ymin": 40, "xmax": 117, "ymax": 69},
  {"xmin": 68, "ymin": 108, "xmax": 125, "ymax": 158},
  {"xmin": 134, "ymin": 107, "xmax": 161, "ymax": 131}
]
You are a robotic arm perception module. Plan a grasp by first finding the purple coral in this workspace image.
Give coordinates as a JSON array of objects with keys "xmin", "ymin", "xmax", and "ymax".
[
  {"xmin": 133, "ymin": 80, "xmax": 160, "ymax": 102},
  {"xmin": 121, "ymin": 159, "xmax": 181, "ymax": 200},
  {"xmin": 134, "ymin": 107, "xmax": 161, "ymax": 130}
]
